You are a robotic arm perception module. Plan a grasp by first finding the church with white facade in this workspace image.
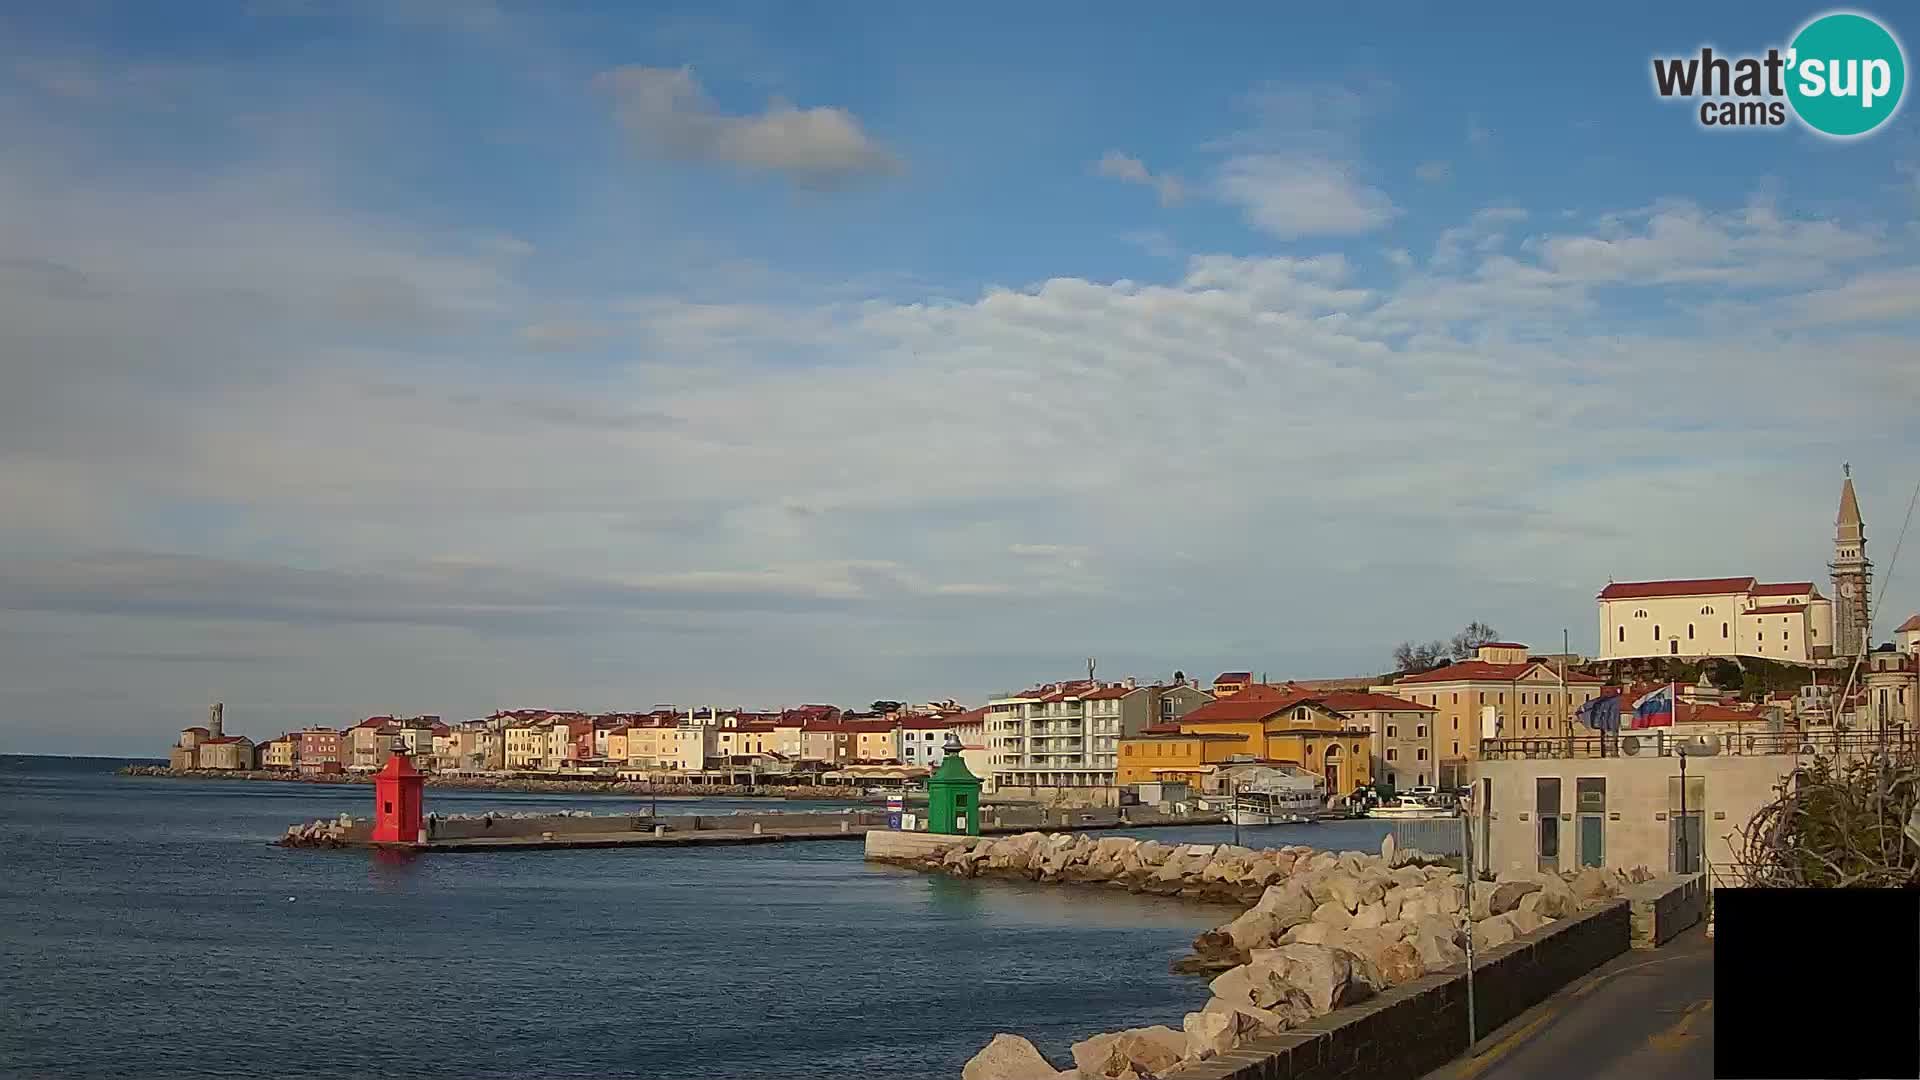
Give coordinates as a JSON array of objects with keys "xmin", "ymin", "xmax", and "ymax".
[{"xmin": 1595, "ymin": 469, "xmax": 1872, "ymax": 665}]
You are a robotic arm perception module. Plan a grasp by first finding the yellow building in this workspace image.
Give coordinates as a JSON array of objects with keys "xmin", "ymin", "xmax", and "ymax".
[
  {"xmin": 1117, "ymin": 687, "xmax": 1374, "ymax": 795},
  {"xmin": 1373, "ymin": 642, "xmax": 1607, "ymax": 788},
  {"xmin": 260, "ymin": 737, "xmax": 296, "ymax": 770},
  {"xmin": 852, "ymin": 723, "xmax": 898, "ymax": 763},
  {"xmin": 606, "ymin": 728, "xmax": 629, "ymax": 762}
]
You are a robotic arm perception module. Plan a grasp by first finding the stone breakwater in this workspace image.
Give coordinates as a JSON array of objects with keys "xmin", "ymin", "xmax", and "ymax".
[
  {"xmin": 119, "ymin": 765, "xmax": 864, "ymax": 800},
  {"xmin": 282, "ymin": 814, "xmax": 364, "ymax": 848},
  {"xmin": 873, "ymin": 832, "xmax": 1653, "ymax": 1080}
]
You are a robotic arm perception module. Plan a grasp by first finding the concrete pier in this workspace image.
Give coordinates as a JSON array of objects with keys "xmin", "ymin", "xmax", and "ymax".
[{"xmin": 283, "ymin": 805, "xmax": 1226, "ymax": 853}]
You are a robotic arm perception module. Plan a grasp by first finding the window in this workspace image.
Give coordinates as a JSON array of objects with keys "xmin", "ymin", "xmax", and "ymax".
[
  {"xmin": 1654, "ymin": 624, "xmax": 1661, "ymax": 639},
  {"xmin": 1669, "ymin": 774, "xmax": 1706, "ymax": 874},
  {"xmin": 1618, "ymin": 626, "xmax": 1626, "ymax": 643},
  {"xmin": 1386, "ymin": 748, "xmax": 1398, "ymax": 761},
  {"xmin": 1416, "ymin": 725, "xmax": 1428, "ymax": 738},
  {"xmin": 1576, "ymin": 777, "xmax": 1606, "ymax": 868},
  {"xmin": 1536, "ymin": 778, "xmax": 1562, "ymax": 873},
  {"xmin": 1687, "ymin": 624, "xmax": 1694, "ymax": 640},
  {"xmin": 1451, "ymin": 741, "xmax": 1459, "ymax": 754},
  {"xmin": 1416, "ymin": 748, "xmax": 1428, "ymax": 760},
  {"xmin": 1634, "ymin": 609, "xmax": 1648, "ymax": 618},
  {"xmin": 1386, "ymin": 724, "xmax": 1398, "ymax": 738},
  {"xmin": 1722, "ymin": 622, "xmax": 1729, "ymax": 638},
  {"xmin": 1452, "ymin": 693, "xmax": 1458, "ymax": 704},
  {"xmin": 1700, "ymin": 605, "xmax": 1714, "ymax": 615}
]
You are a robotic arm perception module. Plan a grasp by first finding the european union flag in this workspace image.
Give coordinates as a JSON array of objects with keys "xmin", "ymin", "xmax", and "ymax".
[{"xmin": 1575, "ymin": 693, "xmax": 1622, "ymax": 734}]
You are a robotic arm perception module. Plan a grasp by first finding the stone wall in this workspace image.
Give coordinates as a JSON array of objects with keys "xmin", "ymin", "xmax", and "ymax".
[
  {"xmin": 1626, "ymin": 873, "xmax": 1705, "ymax": 949},
  {"xmin": 1168, "ymin": 901, "xmax": 1631, "ymax": 1080},
  {"xmin": 935, "ymin": 832, "xmax": 1657, "ymax": 1080}
]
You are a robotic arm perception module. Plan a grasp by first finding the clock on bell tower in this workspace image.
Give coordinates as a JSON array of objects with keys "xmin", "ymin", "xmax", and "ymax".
[{"xmin": 1831, "ymin": 464, "xmax": 1872, "ymax": 656}]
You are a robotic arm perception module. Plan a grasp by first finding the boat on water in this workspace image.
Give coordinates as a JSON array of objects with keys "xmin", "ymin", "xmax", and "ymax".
[
  {"xmin": 1365, "ymin": 796, "xmax": 1459, "ymax": 820},
  {"xmin": 1224, "ymin": 766, "xmax": 1328, "ymax": 826}
]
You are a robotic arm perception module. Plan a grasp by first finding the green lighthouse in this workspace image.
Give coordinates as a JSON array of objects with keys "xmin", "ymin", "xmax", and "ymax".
[{"xmin": 926, "ymin": 733, "xmax": 983, "ymax": 835}]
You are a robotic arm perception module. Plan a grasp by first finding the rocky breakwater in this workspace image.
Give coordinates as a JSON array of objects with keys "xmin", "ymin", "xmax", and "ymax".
[
  {"xmin": 933, "ymin": 832, "xmax": 1655, "ymax": 1080},
  {"xmin": 280, "ymin": 814, "xmax": 362, "ymax": 848}
]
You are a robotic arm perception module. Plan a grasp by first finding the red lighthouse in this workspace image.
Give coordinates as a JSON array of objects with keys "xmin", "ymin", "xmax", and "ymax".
[{"xmin": 371, "ymin": 751, "xmax": 425, "ymax": 844}]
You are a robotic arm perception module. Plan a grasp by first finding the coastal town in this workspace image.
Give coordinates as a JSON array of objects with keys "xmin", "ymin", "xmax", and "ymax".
[{"xmin": 159, "ymin": 473, "xmax": 1920, "ymax": 854}]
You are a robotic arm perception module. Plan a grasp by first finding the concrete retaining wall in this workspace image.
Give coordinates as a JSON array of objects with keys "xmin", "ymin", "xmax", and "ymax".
[
  {"xmin": 1627, "ymin": 873, "xmax": 1705, "ymax": 949},
  {"xmin": 1171, "ymin": 900, "xmax": 1633, "ymax": 1080},
  {"xmin": 864, "ymin": 831, "xmax": 977, "ymax": 862}
]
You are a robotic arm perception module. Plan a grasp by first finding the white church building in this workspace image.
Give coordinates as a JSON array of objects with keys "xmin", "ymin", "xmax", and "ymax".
[{"xmin": 1595, "ymin": 469, "xmax": 1871, "ymax": 665}]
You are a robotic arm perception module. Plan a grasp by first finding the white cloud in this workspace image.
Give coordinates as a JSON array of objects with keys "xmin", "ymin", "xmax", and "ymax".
[
  {"xmin": 4, "ymin": 53, "xmax": 1918, "ymax": 748},
  {"xmin": 1095, "ymin": 150, "xmax": 1185, "ymax": 205},
  {"xmin": 1215, "ymin": 155, "xmax": 1397, "ymax": 237},
  {"xmin": 595, "ymin": 65, "xmax": 901, "ymax": 187}
]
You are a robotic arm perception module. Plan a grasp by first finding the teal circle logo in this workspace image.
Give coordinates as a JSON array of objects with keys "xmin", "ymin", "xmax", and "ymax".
[{"xmin": 1786, "ymin": 12, "xmax": 1906, "ymax": 137}]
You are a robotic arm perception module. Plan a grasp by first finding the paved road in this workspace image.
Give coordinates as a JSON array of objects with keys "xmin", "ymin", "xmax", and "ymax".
[{"xmin": 1422, "ymin": 926, "xmax": 1714, "ymax": 1080}]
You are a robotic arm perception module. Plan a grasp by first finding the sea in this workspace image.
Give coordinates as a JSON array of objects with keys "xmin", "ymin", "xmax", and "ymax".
[{"xmin": 0, "ymin": 755, "xmax": 1400, "ymax": 1080}]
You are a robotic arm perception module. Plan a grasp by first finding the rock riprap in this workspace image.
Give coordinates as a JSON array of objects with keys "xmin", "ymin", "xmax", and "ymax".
[{"xmin": 942, "ymin": 834, "xmax": 1653, "ymax": 1078}]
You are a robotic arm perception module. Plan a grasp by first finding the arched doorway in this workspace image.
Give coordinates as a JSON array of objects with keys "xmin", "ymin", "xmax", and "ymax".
[{"xmin": 1323, "ymin": 743, "xmax": 1341, "ymax": 794}]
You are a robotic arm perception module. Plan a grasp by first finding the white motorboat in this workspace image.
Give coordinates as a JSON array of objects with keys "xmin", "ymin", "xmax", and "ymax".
[{"xmin": 1365, "ymin": 796, "xmax": 1458, "ymax": 821}]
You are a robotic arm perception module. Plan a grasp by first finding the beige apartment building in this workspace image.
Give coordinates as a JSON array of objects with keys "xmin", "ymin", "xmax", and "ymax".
[
  {"xmin": 503, "ymin": 720, "xmax": 548, "ymax": 770},
  {"xmin": 625, "ymin": 726, "xmax": 716, "ymax": 771},
  {"xmin": 990, "ymin": 678, "xmax": 1213, "ymax": 794},
  {"xmin": 1376, "ymin": 643, "xmax": 1607, "ymax": 789},
  {"xmin": 1308, "ymin": 691, "xmax": 1439, "ymax": 792}
]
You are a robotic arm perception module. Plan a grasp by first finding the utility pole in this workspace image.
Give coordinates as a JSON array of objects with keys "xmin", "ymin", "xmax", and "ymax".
[
  {"xmin": 1461, "ymin": 804, "xmax": 1477, "ymax": 1046},
  {"xmin": 1561, "ymin": 628, "xmax": 1571, "ymax": 758}
]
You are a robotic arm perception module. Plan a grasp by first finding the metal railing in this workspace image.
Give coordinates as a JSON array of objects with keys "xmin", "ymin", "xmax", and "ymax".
[
  {"xmin": 1479, "ymin": 727, "xmax": 1918, "ymax": 761},
  {"xmin": 1379, "ymin": 817, "xmax": 1465, "ymax": 857}
]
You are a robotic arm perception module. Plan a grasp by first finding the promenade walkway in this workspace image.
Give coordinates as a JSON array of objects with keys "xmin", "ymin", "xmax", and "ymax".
[{"xmin": 1421, "ymin": 925, "xmax": 1713, "ymax": 1080}]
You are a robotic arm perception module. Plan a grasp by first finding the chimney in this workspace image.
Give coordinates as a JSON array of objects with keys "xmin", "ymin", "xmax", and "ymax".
[{"xmin": 1123, "ymin": 677, "xmax": 1136, "ymax": 690}]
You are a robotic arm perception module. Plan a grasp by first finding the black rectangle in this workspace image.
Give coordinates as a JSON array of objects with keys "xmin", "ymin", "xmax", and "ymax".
[{"xmin": 1716, "ymin": 888, "xmax": 1920, "ymax": 1079}]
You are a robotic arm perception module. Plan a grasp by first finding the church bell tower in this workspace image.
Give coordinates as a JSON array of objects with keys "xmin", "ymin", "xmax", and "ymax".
[{"xmin": 1831, "ymin": 464, "xmax": 1872, "ymax": 656}]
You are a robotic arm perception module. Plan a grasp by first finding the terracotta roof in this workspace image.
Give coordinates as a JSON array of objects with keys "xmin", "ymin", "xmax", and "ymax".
[
  {"xmin": 1080, "ymin": 685, "xmax": 1139, "ymax": 700},
  {"xmin": 1896, "ymin": 615, "xmax": 1920, "ymax": 634},
  {"xmin": 1393, "ymin": 660, "xmax": 1605, "ymax": 685},
  {"xmin": 898, "ymin": 716, "xmax": 954, "ymax": 730},
  {"xmin": 1316, "ymin": 691, "xmax": 1437, "ymax": 713},
  {"xmin": 1479, "ymin": 642, "xmax": 1529, "ymax": 650},
  {"xmin": 201, "ymin": 736, "xmax": 250, "ymax": 745},
  {"xmin": 1214, "ymin": 672, "xmax": 1253, "ymax": 683},
  {"xmin": 1751, "ymin": 582, "xmax": 1816, "ymax": 596},
  {"xmin": 1744, "ymin": 604, "xmax": 1808, "ymax": 615},
  {"xmin": 1598, "ymin": 577, "xmax": 1756, "ymax": 600},
  {"xmin": 1177, "ymin": 691, "xmax": 1318, "ymax": 724},
  {"xmin": 1140, "ymin": 723, "xmax": 1183, "ymax": 735},
  {"xmin": 946, "ymin": 706, "xmax": 990, "ymax": 726},
  {"xmin": 182, "ymin": 726, "xmax": 209, "ymax": 735}
]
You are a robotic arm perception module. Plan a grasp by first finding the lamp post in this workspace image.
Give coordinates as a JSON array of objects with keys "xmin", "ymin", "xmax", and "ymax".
[{"xmin": 1677, "ymin": 747, "xmax": 1690, "ymax": 875}]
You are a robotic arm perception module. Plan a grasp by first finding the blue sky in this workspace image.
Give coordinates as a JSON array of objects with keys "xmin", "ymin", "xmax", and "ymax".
[{"xmin": 3, "ymin": 1, "xmax": 1918, "ymax": 752}]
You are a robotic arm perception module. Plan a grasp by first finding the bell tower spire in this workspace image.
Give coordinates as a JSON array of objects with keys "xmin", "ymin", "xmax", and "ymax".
[{"xmin": 1831, "ymin": 465, "xmax": 1871, "ymax": 656}]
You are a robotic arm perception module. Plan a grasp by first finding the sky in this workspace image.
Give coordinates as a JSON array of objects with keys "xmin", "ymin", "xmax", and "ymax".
[{"xmin": 4, "ymin": 1, "xmax": 1919, "ymax": 754}]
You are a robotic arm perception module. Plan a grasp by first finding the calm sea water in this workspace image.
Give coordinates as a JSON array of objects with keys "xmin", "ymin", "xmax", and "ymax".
[{"xmin": 0, "ymin": 755, "xmax": 1396, "ymax": 1080}]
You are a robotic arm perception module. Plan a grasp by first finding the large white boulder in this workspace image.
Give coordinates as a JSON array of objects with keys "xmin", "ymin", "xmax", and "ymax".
[{"xmin": 962, "ymin": 1034, "xmax": 1069, "ymax": 1080}]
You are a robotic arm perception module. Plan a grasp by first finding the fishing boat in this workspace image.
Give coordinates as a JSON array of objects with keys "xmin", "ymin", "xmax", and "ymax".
[{"xmin": 1224, "ymin": 767, "xmax": 1327, "ymax": 826}]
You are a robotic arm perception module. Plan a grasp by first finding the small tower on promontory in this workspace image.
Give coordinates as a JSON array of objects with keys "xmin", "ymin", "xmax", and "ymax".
[
  {"xmin": 208, "ymin": 702, "xmax": 224, "ymax": 740},
  {"xmin": 1831, "ymin": 465, "xmax": 1872, "ymax": 656}
]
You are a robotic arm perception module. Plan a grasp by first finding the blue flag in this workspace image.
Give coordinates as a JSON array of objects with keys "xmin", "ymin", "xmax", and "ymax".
[{"xmin": 1575, "ymin": 694, "xmax": 1622, "ymax": 734}]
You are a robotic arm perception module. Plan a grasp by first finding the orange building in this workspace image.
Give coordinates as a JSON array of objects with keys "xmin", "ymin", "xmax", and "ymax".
[{"xmin": 1118, "ymin": 685, "xmax": 1374, "ymax": 795}]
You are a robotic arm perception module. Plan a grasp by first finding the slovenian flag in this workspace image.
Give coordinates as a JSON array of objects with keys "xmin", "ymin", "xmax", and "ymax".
[{"xmin": 1631, "ymin": 685, "xmax": 1675, "ymax": 729}]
